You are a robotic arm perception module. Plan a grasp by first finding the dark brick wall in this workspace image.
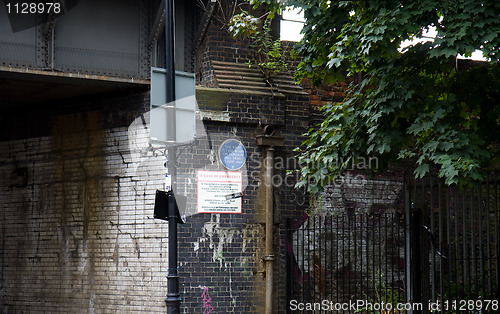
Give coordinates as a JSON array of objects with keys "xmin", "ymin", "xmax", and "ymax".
[
  {"xmin": 0, "ymin": 88, "xmax": 172, "ymax": 313},
  {"xmin": 0, "ymin": 5, "xmax": 359, "ymax": 313}
]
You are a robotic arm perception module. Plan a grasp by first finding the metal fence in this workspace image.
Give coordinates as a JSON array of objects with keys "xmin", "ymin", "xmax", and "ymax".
[
  {"xmin": 286, "ymin": 172, "xmax": 500, "ymax": 313},
  {"xmin": 408, "ymin": 173, "xmax": 500, "ymax": 312},
  {"xmin": 286, "ymin": 212, "xmax": 407, "ymax": 313}
]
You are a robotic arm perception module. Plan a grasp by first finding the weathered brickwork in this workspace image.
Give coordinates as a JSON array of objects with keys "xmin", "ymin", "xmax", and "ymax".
[
  {"xmin": 199, "ymin": 18, "xmax": 254, "ymax": 87},
  {"xmin": 1, "ymin": 7, "xmax": 395, "ymax": 313},
  {"xmin": 172, "ymin": 120, "xmax": 268, "ymax": 313},
  {"xmin": 0, "ymin": 77, "xmax": 314, "ymax": 313},
  {"xmin": 0, "ymin": 91, "xmax": 171, "ymax": 313}
]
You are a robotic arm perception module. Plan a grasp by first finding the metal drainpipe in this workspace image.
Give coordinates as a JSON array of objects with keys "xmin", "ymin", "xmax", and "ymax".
[{"xmin": 264, "ymin": 146, "xmax": 275, "ymax": 314}]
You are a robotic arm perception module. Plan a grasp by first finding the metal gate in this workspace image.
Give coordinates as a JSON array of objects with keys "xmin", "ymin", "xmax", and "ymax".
[
  {"xmin": 286, "ymin": 172, "xmax": 500, "ymax": 313},
  {"xmin": 286, "ymin": 212, "xmax": 407, "ymax": 313},
  {"xmin": 407, "ymin": 173, "xmax": 500, "ymax": 313}
]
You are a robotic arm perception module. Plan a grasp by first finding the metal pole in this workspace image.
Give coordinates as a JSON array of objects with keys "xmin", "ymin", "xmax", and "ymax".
[
  {"xmin": 166, "ymin": 192, "xmax": 180, "ymax": 313},
  {"xmin": 264, "ymin": 147, "xmax": 275, "ymax": 314},
  {"xmin": 165, "ymin": 0, "xmax": 180, "ymax": 313},
  {"xmin": 404, "ymin": 180, "xmax": 413, "ymax": 313},
  {"xmin": 410, "ymin": 210, "xmax": 422, "ymax": 312},
  {"xmin": 285, "ymin": 218, "xmax": 292, "ymax": 314}
]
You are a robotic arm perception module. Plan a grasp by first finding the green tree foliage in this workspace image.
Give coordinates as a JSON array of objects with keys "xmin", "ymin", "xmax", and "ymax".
[{"xmin": 250, "ymin": 0, "xmax": 500, "ymax": 191}]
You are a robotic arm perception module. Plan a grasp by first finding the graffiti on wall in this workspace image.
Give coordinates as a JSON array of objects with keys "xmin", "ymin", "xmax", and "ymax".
[{"xmin": 201, "ymin": 287, "xmax": 213, "ymax": 314}]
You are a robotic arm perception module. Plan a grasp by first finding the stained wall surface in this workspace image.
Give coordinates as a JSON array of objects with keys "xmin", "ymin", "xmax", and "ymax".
[{"xmin": 0, "ymin": 5, "xmax": 405, "ymax": 313}]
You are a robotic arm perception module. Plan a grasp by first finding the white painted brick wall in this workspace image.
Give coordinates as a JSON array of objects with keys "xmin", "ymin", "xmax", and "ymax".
[{"xmin": 0, "ymin": 124, "xmax": 175, "ymax": 313}]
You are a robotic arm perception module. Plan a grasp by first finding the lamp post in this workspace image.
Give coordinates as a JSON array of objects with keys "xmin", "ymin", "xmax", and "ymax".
[
  {"xmin": 165, "ymin": 191, "xmax": 180, "ymax": 314},
  {"xmin": 164, "ymin": 0, "xmax": 180, "ymax": 313}
]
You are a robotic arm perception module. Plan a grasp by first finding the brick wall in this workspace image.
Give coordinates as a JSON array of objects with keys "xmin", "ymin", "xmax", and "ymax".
[
  {"xmin": 198, "ymin": 17, "xmax": 254, "ymax": 87},
  {"xmin": 0, "ymin": 7, "xmax": 408, "ymax": 314},
  {"xmin": 0, "ymin": 90, "xmax": 174, "ymax": 313},
  {"xmin": 0, "ymin": 77, "xmax": 313, "ymax": 313}
]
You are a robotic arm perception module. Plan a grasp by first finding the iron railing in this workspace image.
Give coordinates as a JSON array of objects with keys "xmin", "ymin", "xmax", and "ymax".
[
  {"xmin": 409, "ymin": 173, "xmax": 500, "ymax": 312},
  {"xmin": 286, "ymin": 212, "xmax": 406, "ymax": 313},
  {"xmin": 286, "ymin": 172, "xmax": 500, "ymax": 313}
]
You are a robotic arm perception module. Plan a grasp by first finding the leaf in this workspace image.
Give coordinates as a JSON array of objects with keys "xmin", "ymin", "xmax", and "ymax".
[
  {"xmin": 414, "ymin": 163, "xmax": 430, "ymax": 178},
  {"xmin": 327, "ymin": 57, "xmax": 342, "ymax": 68},
  {"xmin": 440, "ymin": 142, "xmax": 453, "ymax": 151}
]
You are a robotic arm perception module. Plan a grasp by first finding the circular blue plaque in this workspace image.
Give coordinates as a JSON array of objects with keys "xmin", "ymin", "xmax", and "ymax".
[{"xmin": 219, "ymin": 139, "xmax": 247, "ymax": 170}]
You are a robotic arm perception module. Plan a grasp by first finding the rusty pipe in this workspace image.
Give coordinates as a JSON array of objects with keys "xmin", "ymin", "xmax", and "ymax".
[{"xmin": 264, "ymin": 146, "xmax": 275, "ymax": 314}]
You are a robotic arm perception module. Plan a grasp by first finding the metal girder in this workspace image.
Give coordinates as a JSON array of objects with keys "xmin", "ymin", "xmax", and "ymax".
[
  {"xmin": 148, "ymin": 0, "xmax": 166, "ymax": 47},
  {"xmin": 43, "ymin": 12, "xmax": 55, "ymax": 36},
  {"xmin": 43, "ymin": 1, "xmax": 66, "ymax": 69},
  {"xmin": 0, "ymin": 65, "xmax": 148, "ymax": 106},
  {"xmin": 148, "ymin": 0, "xmax": 216, "ymax": 51},
  {"xmin": 192, "ymin": 0, "xmax": 216, "ymax": 53},
  {"xmin": 43, "ymin": 0, "xmax": 66, "ymax": 35}
]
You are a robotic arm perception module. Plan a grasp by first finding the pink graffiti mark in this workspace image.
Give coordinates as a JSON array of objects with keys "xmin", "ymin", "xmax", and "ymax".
[{"xmin": 202, "ymin": 287, "xmax": 214, "ymax": 314}]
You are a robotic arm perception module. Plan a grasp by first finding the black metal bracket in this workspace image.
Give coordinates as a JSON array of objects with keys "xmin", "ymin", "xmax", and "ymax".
[
  {"xmin": 154, "ymin": 190, "xmax": 186, "ymax": 224},
  {"xmin": 143, "ymin": 138, "xmax": 199, "ymax": 165}
]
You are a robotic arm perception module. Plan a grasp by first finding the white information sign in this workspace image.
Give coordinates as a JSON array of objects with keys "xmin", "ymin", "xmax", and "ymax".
[{"xmin": 197, "ymin": 170, "xmax": 242, "ymax": 214}]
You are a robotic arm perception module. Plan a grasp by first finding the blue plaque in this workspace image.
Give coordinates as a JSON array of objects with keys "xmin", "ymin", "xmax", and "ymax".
[{"xmin": 219, "ymin": 139, "xmax": 247, "ymax": 170}]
